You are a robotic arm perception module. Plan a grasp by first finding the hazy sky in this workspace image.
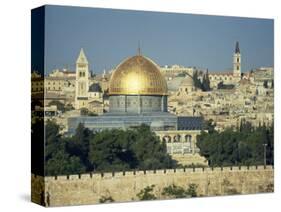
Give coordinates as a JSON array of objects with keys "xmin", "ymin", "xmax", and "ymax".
[{"xmin": 45, "ymin": 5, "xmax": 274, "ymax": 74}]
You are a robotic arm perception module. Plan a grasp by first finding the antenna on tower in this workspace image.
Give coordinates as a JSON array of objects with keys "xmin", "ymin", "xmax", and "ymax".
[{"xmin": 137, "ymin": 41, "xmax": 141, "ymax": 55}]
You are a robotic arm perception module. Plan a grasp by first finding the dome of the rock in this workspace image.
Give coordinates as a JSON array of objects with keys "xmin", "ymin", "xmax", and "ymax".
[{"xmin": 109, "ymin": 55, "xmax": 167, "ymax": 96}]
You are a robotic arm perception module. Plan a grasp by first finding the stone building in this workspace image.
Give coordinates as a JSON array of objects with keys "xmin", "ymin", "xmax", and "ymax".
[
  {"xmin": 41, "ymin": 49, "xmax": 104, "ymax": 112},
  {"xmin": 31, "ymin": 71, "xmax": 44, "ymax": 94},
  {"xmin": 45, "ymin": 69, "xmax": 76, "ymax": 94},
  {"xmin": 209, "ymin": 42, "xmax": 241, "ymax": 88},
  {"xmin": 160, "ymin": 65, "xmax": 196, "ymax": 81},
  {"xmin": 74, "ymin": 49, "xmax": 104, "ymax": 111},
  {"xmin": 178, "ymin": 74, "xmax": 195, "ymax": 94},
  {"xmin": 68, "ymin": 52, "xmax": 207, "ymax": 165}
]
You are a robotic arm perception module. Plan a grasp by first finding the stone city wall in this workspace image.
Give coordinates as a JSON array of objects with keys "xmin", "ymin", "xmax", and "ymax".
[{"xmin": 31, "ymin": 165, "xmax": 274, "ymax": 207}]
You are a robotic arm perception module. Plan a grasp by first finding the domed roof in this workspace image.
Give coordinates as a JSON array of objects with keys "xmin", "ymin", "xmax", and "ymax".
[
  {"xmin": 109, "ymin": 55, "xmax": 168, "ymax": 96},
  {"xmin": 180, "ymin": 75, "xmax": 194, "ymax": 86},
  {"xmin": 89, "ymin": 83, "xmax": 102, "ymax": 92}
]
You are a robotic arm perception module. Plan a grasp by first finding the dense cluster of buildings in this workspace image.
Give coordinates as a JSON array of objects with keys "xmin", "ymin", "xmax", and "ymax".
[
  {"xmin": 167, "ymin": 42, "xmax": 273, "ymax": 131},
  {"xmin": 31, "ymin": 42, "xmax": 274, "ymax": 166}
]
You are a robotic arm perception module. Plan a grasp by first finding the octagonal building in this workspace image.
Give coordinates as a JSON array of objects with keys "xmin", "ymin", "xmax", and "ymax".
[
  {"xmin": 109, "ymin": 55, "xmax": 168, "ymax": 114},
  {"xmin": 68, "ymin": 54, "xmax": 202, "ymax": 133}
]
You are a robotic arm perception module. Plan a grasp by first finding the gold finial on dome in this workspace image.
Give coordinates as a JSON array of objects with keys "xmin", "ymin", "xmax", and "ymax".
[{"xmin": 109, "ymin": 55, "xmax": 168, "ymax": 96}]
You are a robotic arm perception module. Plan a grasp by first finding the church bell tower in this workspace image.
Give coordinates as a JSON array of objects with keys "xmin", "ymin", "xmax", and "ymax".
[
  {"xmin": 75, "ymin": 48, "xmax": 89, "ymax": 109},
  {"xmin": 233, "ymin": 41, "xmax": 241, "ymax": 78}
]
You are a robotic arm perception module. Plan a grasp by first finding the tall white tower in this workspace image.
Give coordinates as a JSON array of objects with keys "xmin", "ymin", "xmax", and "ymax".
[
  {"xmin": 233, "ymin": 41, "xmax": 241, "ymax": 78},
  {"xmin": 75, "ymin": 48, "xmax": 89, "ymax": 109}
]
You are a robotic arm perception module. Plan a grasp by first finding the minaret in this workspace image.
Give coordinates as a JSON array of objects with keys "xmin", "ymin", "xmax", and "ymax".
[
  {"xmin": 75, "ymin": 48, "xmax": 89, "ymax": 109},
  {"xmin": 233, "ymin": 41, "xmax": 241, "ymax": 78}
]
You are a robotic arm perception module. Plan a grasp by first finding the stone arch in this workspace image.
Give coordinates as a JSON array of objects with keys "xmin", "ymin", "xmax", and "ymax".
[
  {"xmin": 185, "ymin": 135, "xmax": 192, "ymax": 148},
  {"xmin": 185, "ymin": 134, "xmax": 192, "ymax": 142},
  {"xmin": 163, "ymin": 135, "xmax": 171, "ymax": 143},
  {"xmin": 173, "ymin": 134, "xmax": 180, "ymax": 142}
]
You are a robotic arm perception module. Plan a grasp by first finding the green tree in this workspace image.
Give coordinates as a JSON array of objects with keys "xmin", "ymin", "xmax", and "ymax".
[
  {"xmin": 88, "ymin": 129, "xmax": 136, "ymax": 172},
  {"xmin": 203, "ymin": 119, "xmax": 216, "ymax": 134},
  {"xmin": 131, "ymin": 125, "xmax": 176, "ymax": 170},
  {"xmin": 45, "ymin": 121, "xmax": 86, "ymax": 176},
  {"xmin": 66, "ymin": 123, "xmax": 93, "ymax": 170},
  {"xmin": 192, "ymin": 70, "xmax": 203, "ymax": 90},
  {"xmin": 45, "ymin": 120, "xmax": 62, "ymax": 161},
  {"xmin": 45, "ymin": 122, "xmax": 177, "ymax": 175},
  {"xmin": 46, "ymin": 151, "xmax": 86, "ymax": 176},
  {"xmin": 137, "ymin": 185, "xmax": 157, "ymax": 200},
  {"xmin": 99, "ymin": 195, "xmax": 114, "ymax": 203},
  {"xmin": 197, "ymin": 123, "xmax": 274, "ymax": 166},
  {"xmin": 202, "ymin": 70, "xmax": 211, "ymax": 91},
  {"xmin": 162, "ymin": 184, "xmax": 188, "ymax": 198},
  {"xmin": 186, "ymin": 184, "xmax": 198, "ymax": 197},
  {"xmin": 162, "ymin": 183, "xmax": 198, "ymax": 198},
  {"xmin": 88, "ymin": 124, "xmax": 176, "ymax": 172}
]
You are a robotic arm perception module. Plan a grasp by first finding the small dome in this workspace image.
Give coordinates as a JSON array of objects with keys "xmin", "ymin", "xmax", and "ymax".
[
  {"xmin": 109, "ymin": 55, "xmax": 168, "ymax": 96},
  {"xmin": 89, "ymin": 83, "xmax": 102, "ymax": 92},
  {"xmin": 180, "ymin": 75, "xmax": 194, "ymax": 86}
]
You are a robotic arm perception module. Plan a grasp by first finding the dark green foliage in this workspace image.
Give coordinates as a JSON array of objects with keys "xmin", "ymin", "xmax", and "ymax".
[
  {"xmin": 45, "ymin": 121, "xmax": 87, "ymax": 176},
  {"xmin": 46, "ymin": 151, "xmax": 86, "ymax": 176},
  {"xmin": 202, "ymin": 69, "xmax": 211, "ymax": 91},
  {"xmin": 161, "ymin": 183, "xmax": 198, "ymax": 198},
  {"xmin": 88, "ymin": 129, "xmax": 136, "ymax": 172},
  {"xmin": 162, "ymin": 184, "xmax": 188, "ymax": 198},
  {"xmin": 192, "ymin": 70, "xmax": 202, "ymax": 90},
  {"xmin": 89, "ymin": 124, "xmax": 176, "ymax": 172},
  {"xmin": 203, "ymin": 119, "xmax": 216, "ymax": 134},
  {"xmin": 137, "ymin": 185, "xmax": 157, "ymax": 200},
  {"xmin": 99, "ymin": 195, "xmax": 114, "ymax": 203},
  {"xmin": 67, "ymin": 123, "xmax": 93, "ymax": 169},
  {"xmin": 44, "ymin": 121, "xmax": 176, "ymax": 175},
  {"xmin": 193, "ymin": 70, "xmax": 211, "ymax": 91},
  {"xmin": 197, "ymin": 122, "xmax": 274, "ymax": 166},
  {"xmin": 186, "ymin": 184, "xmax": 198, "ymax": 197}
]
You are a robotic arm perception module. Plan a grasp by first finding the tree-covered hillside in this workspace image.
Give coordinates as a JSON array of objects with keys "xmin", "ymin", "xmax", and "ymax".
[
  {"xmin": 44, "ymin": 121, "xmax": 176, "ymax": 176},
  {"xmin": 197, "ymin": 121, "xmax": 274, "ymax": 166}
]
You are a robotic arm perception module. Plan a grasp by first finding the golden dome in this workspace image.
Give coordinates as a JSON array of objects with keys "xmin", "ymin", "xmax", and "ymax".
[{"xmin": 109, "ymin": 55, "xmax": 168, "ymax": 95}]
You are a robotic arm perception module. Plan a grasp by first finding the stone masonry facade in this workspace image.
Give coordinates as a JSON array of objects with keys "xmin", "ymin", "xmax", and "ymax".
[{"xmin": 31, "ymin": 165, "xmax": 273, "ymax": 207}]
